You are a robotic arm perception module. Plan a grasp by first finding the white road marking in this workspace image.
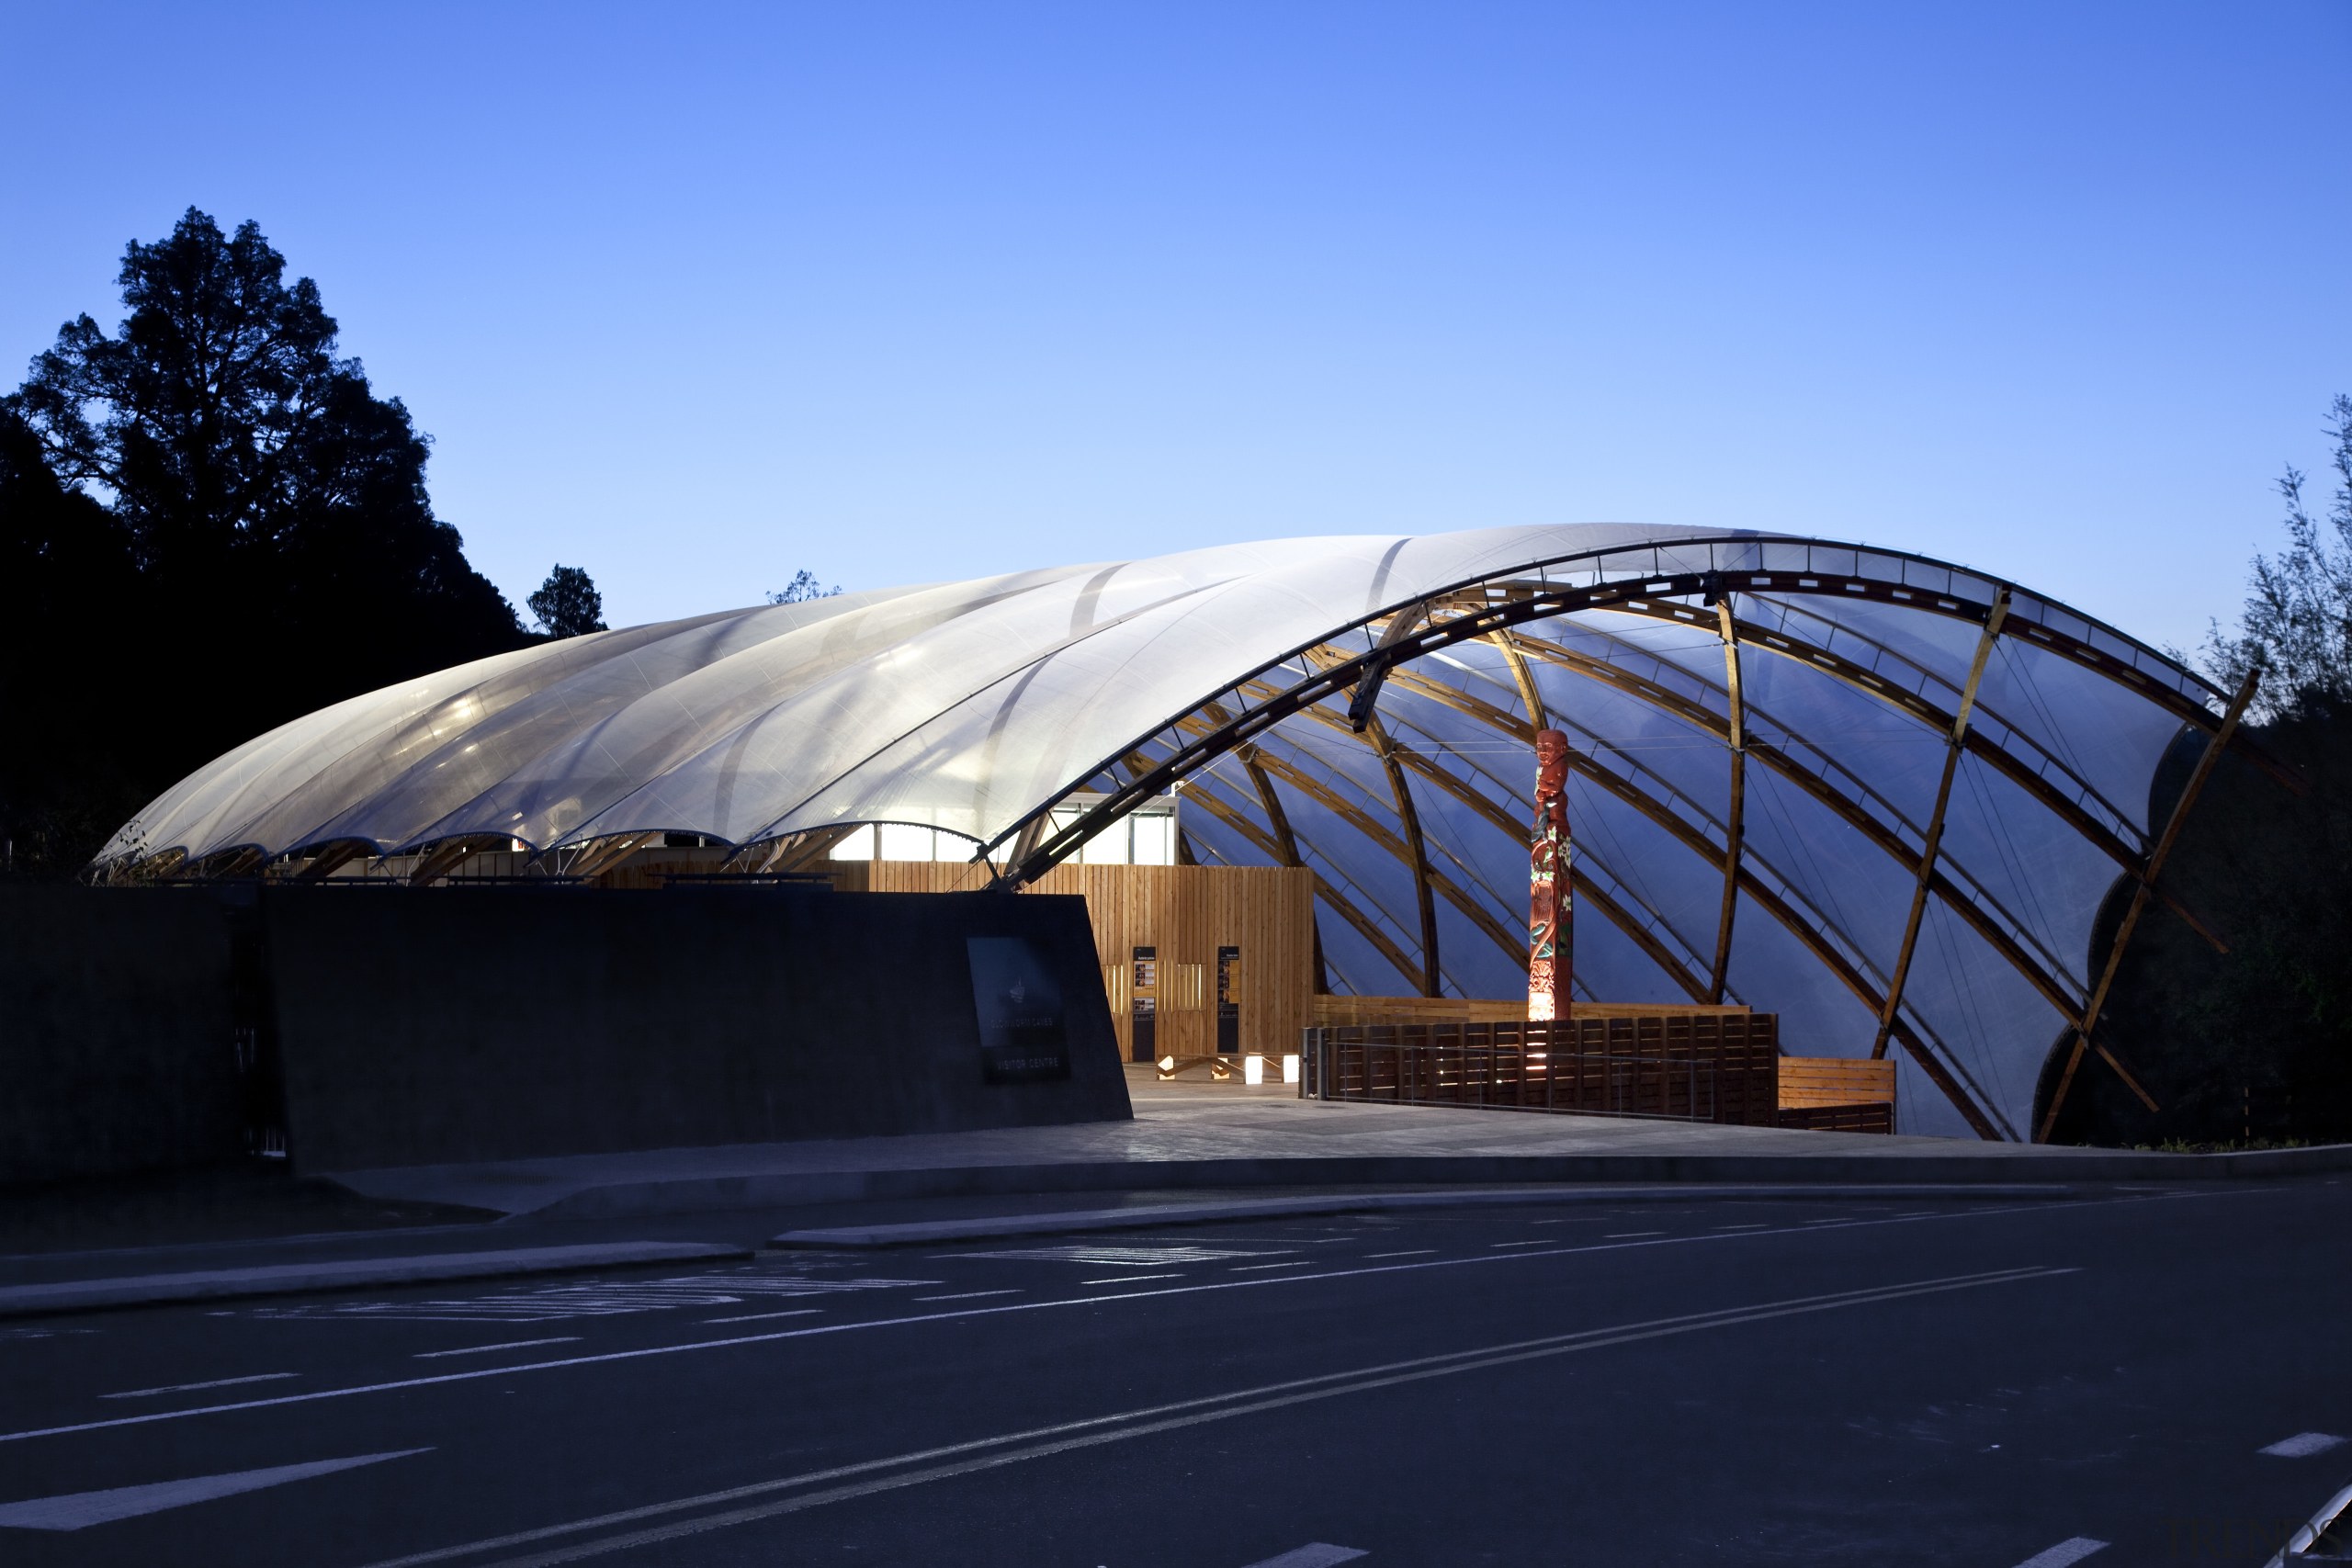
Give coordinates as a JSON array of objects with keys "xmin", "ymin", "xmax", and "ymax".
[
  {"xmin": 99, "ymin": 1372, "xmax": 299, "ymax": 1400},
  {"xmin": 1241, "ymin": 1545, "xmax": 1367, "ymax": 1568},
  {"xmin": 1363, "ymin": 1249, "xmax": 1435, "ymax": 1258},
  {"xmin": 2010, "ymin": 1538, "xmax": 2107, "ymax": 1567},
  {"xmin": 0, "ymin": 1193, "xmax": 2164, "ymax": 1447},
  {"xmin": 701, "ymin": 1310, "xmax": 821, "ymax": 1325},
  {"xmin": 414, "ymin": 1338, "xmax": 581, "ymax": 1359},
  {"xmin": 1713, "ymin": 1224, "xmax": 1769, "ymax": 1231},
  {"xmin": 1079, "ymin": 1275, "xmax": 1182, "ymax": 1285},
  {"xmin": 1230, "ymin": 1262, "xmax": 1312, "ymax": 1272},
  {"xmin": 1605, "ymin": 1231, "xmax": 1667, "ymax": 1239},
  {"xmin": 1489, "ymin": 1241, "xmax": 1545, "ymax": 1249},
  {"xmin": 244, "ymin": 1273, "xmax": 939, "ymax": 1324},
  {"xmin": 913, "ymin": 1292, "xmax": 1022, "ymax": 1303},
  {"xmin": 2261, "ymin": 1431, "xmax": 2347, "ymax": 1458},
  {"xmin": 0, "ymin": 1449, "xmax": 429, "ymax": 1531},
  {"xmin": 955, "ymin": 1245, "xmax": 1291, "ymax": 1266},
  {"xmin": 348, "ymin": 1268, "xmax": 2071, "ymax": 1568}
]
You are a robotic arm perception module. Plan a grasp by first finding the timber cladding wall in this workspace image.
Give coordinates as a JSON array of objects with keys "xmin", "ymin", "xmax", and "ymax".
[{"xmin": 838, "ymin": 862, "xmax": 1316, "ymax": 1061}]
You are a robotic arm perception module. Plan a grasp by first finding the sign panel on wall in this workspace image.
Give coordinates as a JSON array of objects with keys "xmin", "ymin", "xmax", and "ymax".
[{"xmin": 967, "ymin": 936, "xmax": 1072, "ymax": 1084}]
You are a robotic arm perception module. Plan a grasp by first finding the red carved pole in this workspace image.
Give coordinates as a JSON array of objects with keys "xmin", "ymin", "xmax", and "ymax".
[{"xmin": 1527, "ymin": 728, "xmax": 1571, "ymax": 1023}]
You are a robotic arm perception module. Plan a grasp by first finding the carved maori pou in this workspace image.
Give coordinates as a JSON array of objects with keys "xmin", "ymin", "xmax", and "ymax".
[{"xmin": 1528, "ymin": 728, "xmax": 1571, "ymax": 1022}]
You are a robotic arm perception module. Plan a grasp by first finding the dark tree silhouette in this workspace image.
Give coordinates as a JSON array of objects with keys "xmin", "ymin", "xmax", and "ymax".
[
  {"xmin": 2043, "ymin": 393, "xmax": 2352, "ymax": 1147},
  {"xmin": 767, "ymin": 570, "xmax": 840, "ymax": 604},
  {"xmin": 2206, "ymin": 394, "xmax": 2352, "ymax": 719},
  {"xmin": 1, "ymin": 209, "xmax": 530, "ymax": 876},
  {"xmin": 529, "ymin": 565, "xmax": 606, "ymax": 638}
]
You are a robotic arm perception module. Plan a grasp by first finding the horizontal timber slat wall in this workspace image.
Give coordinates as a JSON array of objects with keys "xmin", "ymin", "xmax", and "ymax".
[
  {"xmin": 1302, "ymin": 1016, "xmax": 1779, "ymax": 1127},
  {"xmin": 1776, "ymin": 1055, "xmax": 1897, "ymax": 1134},
  {"xmin": 1311, "ymin": 997, "xmax": 1755, "ymax": 1026},
  {"xmin": 835, "ymin": 861, "xmax": 1316, "ymax": 1061}
]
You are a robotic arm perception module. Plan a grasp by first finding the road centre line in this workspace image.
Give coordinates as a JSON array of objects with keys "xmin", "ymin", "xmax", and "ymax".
[
  {"xmin": 98, "ymin": 1371, "xmax": 298, "ymax": 1400},
  {"xmin": 701, "ymin": 1310, "xmax": 821, "ymax": 1325},
  {"xmin": 415, "ymin": 1338, "xmax": 582, "ymax": 1360},
  {"xmin": 1605, "ymin": 1231, "xmax": 1667, "ymax": 1238},
  {"xmin": 0, "ymin": 1192, "xmax": 2199, "ymax": 1448},
  {"xmin": 1363, "ymin": 1249, "xmax": 1435, "ymax": 1258},
  {"xmin": 2010, "ymin": 1538, "xmax": 2108, "ymax": 1567},
  {"xmin": 1230, "ymin": 1262, "xmax": 1312, "ymax": 1272},
  {"xmin": 913, "ymin": 1291, "xmax": 1021, "ymax": 1303},
  {"xmin": 356, "ymin": 1266, "xmax": 2075, "ymax": 1568},
  {"xmin": 1079, "ymin": 1274, "xmax": 1180, "ymax": 1285}
]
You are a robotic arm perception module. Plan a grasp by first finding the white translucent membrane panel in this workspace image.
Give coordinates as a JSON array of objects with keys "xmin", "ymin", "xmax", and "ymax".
[
  {"xmin": 558, "ymin": 527, "xmax": 1760, "ymax": 853},
  {"xmin": 877, "ymin": 823, "xmax": 940, "ymax": 862},
  {"xmin": 1718, "ymin": 887, "xmax": 1883, "ymax": 1058},
  {"xmin": 1130, "ymin": 813, "xmax": 1175, "ymax": 866},
  {"xmin": 404, "ymin": 571, "xmax": 1090, "ymax": 854},
  {"xmin": 1562, "ymin": 787, "xmax": 1724, "ymax": 988},
  {"xmin": 1740, "ymin": 761, "xmax": 1918, "ymax": 982},
  {"xmin": 1933, "ymin": 752, "xmax": 2120, "ymax": 992},
  {"xmin": 828, "ymin": 825, "xmax": 876, "ymax": 861},
  {"xmin": 1894, "ymin": 897, "xmax": 2064, "ymax": 1139}
]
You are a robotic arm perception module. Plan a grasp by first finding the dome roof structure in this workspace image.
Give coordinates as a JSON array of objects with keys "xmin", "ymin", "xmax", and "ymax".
[{"xmin": 98, "ymin": 525, "xmax": 2266, "ymax": 1140}]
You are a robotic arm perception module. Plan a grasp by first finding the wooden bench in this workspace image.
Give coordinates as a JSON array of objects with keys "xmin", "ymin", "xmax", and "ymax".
[{"xmin": 1777, "ymin": 1056, "xmax": 1896, "ymax": 1134}]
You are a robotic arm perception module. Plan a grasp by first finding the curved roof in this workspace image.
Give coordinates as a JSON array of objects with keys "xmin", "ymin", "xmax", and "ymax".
[{"xmin": 99, "ymin": 525, "xmax": 2245, "ymax": 1140}]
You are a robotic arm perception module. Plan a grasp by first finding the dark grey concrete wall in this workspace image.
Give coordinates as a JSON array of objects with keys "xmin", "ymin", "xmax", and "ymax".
[
  {"xmin": 264, "ymin": 886, "xmax": 1131, "ymax": 1173},
  {"xmin": 0, "ymin": 886, "xmax": 249, "ymax": 1183}
]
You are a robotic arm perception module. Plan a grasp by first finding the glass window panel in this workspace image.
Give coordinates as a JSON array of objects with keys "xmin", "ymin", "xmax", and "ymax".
[{"xmin": 877, "ymin": 823, "xmax": 936, "ymax": 862}]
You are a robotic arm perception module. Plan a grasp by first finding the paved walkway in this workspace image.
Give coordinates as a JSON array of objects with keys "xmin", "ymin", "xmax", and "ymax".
[{"xmin": 322, "ymin": 1075, "xmax": 2344, "ymax": 1219}]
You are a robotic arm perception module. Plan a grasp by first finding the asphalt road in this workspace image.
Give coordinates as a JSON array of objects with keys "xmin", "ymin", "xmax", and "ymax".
[{"xmin": 1, "ymin": 1181, "xmax": 2346, "ymax": 1567}]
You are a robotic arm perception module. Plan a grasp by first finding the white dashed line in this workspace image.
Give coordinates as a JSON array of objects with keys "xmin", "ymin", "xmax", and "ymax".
[
  {"xmin": 1604, "ymin": 1231, "xmax": 1667, "ymax": 1239},
  {"xmin": 1079, "ymin": 1274, "xmax": 1182, "ymax": 1285},
  {"xmin": 1230, "ymin": 1262, "xmax": 1313, "ymax": 1272},
  {"xmin": 2011, "ymin": 1538, "xmax": 2107, "ymax": 1567},
  {"xmin": 414, "ymin": 1337, "xmax": 581, "ymax": 1359},
  {"xmin": 2261, "ymin": 1431, "xmax": 2347, "ymax": 1458},
  {"xmin": 1240, "ymin": 1544, "xmax": 1368, "ymax": 1568},
  {"xmin": 913, "ymin": 1292, "xmax": 1022, "ymax": 1303},
  {"xmin": 1363, "ymin": 1249, "xmax": 1436, "ymax": 1258},
  {"xmin": 100, "ymin": 1372, "xmax": 300, "ymax": 1400},
  {"xmin": 1489, "ymin": 1241, "xmax": 1546, "ymax": 1249},
  {"xmin": 702, "ymin": 1309, "xmax": 823, "ymax": 1325},
  {"xmin": 1713, "ymin": 1224, "xmax": 1770, "ymax": 1231}
]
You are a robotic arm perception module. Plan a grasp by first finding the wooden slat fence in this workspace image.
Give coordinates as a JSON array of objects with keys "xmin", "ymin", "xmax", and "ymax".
[{"xmin": 1301, "ymin": 1015, "xmax": 1779, "ymax": 1127}]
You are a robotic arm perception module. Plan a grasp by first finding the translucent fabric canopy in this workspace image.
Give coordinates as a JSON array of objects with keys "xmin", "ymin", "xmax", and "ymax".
[{"xmin": 97, "ymin": 525, "xmax": 2250, "ymax": 1140}]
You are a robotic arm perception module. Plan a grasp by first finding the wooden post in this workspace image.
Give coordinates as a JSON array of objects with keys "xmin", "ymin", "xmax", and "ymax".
[
  {"xmin": 1708, "ymin": 599, "xmax": 1746, "ymax": 1002},
  {"xmin": 1871, "ymin": 589, "xmax": 2011, "ymax": 1059},
  {"xmin": 2035, "ymin": 664, "xmax": 2262, "ymax": 1142},
  {"xmin": 1528, "ymin": 728, "xmax": 1572, "ymax": 1021}
]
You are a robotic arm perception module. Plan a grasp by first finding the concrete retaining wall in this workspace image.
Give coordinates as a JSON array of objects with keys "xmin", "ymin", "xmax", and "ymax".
[
  {"xmin": 0, "ymin": 883, "xmax": 1129, "ymax": 1182},
  {"xmin": 263, "ymin": 885, "xmax": 1129, "ymax": 1173},
  {"xmin": 0, "ymin": 885, "xmax": 249, "ymax": 1182}
]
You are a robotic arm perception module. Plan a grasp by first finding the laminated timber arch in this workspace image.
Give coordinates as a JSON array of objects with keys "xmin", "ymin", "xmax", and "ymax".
[
  {"xmin": 986, "ymin": 541, "xmax": 2268, "ymax": 1140},
  {"xmin": 98, "ymin": 528, "xmax": 2268, "ymax": 1142}
]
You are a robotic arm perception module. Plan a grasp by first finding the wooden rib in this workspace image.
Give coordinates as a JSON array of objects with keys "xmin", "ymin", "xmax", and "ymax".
[
  {"xmin": 1508, "ymin": 627, "xmax": 2087, "ymax": 1027},
  {"xmin": 1487, "ymin": 628, "xmax": 1546, "ymax": 727},
  {"xmin": 1871, "ymin": 590, "xmax": 2010, "ymax": 1058},
  {"xmin": 1367, "ymin": 694, "xmax": 2004, "ymax": 1134},
  {"xmin": 1181, "ymin": 776, "xmax": 1423, "ymax": 987},
  {"xmin": 1710, "ymin": 599, "xmax": 1746, "ymax": 1003},
  {"xmin": 1366, "ymin": 716, "xmax": 1442, "ymax": 995},
  {"xmin": 2036, "ymin": 665, "xmax": 2261, "ymax": 1140},
  {"xmin": 1600, "ymin": 595, "xmax": 2225, "ymax": 952},
  {"xmin": 406, "ymin": 835, "xmax": 508, "ymax": 886},
  {"xmin": 289, "ymin": 839, "xmax": 374, "ymax": 882}
]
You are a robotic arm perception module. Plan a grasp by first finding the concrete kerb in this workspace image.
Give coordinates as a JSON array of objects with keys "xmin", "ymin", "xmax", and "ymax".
[
  {"xmin": 518, "ymin": 1144, "xmax": 2352, "ymax": 1222},
  {"xmin": 766, "ymin": 1183, "xmax": 2095, "ymax": 1248},
  {"xmin": 0, "ymin": 1240, "xmax": 752, "ymax": 1321}
]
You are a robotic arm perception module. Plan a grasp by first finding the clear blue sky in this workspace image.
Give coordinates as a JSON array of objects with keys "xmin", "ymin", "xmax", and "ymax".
[{"xmin": 5, "ymin": 2, "xmax": 2346, "ymax": 660}]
